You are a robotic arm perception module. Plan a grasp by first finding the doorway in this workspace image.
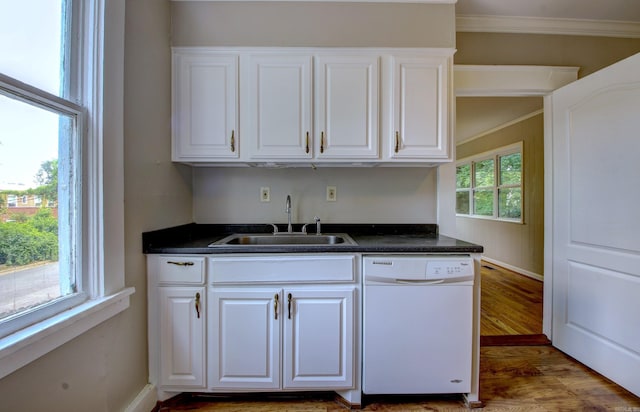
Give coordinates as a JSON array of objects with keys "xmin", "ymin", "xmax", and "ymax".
[
  {"xmin": 455, "ymin": 96, "xmax": 546, "ymax": 343},
  {"xmin": 451, "ymin": 64, "xmax": 578, "ymax": 343}
]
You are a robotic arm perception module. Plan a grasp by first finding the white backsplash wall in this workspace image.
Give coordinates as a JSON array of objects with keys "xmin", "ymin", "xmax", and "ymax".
[{"xmin": 193, "ymin": 167, "xmax": 438, "ymax": 224}]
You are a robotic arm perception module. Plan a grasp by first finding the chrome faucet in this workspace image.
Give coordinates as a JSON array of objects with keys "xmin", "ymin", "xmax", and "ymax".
[{"xmin": 285, "ymin": 195, "xmax": 293, "ymax": 233}]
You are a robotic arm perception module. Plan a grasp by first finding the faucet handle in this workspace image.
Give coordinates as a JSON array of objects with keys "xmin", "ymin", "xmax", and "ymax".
[
  {"xmin": 313, "ymin": 216, "xmax": 321, "ymax": 235},
  {"xmin": 268, "ymin": 223, "xmax": 278, "ymax": 234}
]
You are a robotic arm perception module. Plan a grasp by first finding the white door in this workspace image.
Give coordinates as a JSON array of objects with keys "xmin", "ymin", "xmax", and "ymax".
[
  {"xmin": 172, "ymin": 51, "xmax": 239, "ymax": 160},
  {"xmin": 315, "ymin": 55, "xmax": 379, "ymax": 159},
  {"xmin": 158, "ymin": 287, "xmax": 206, "ymax": 388},
  {"xmin": 209, "ymin": 288, "xmax": 281, "ymax": 390},
  {"xmin": 283, "ymin": 288, "xmax": 354, "ymax": 389},
  {"xmin": 549, "ymin": 52, "xmax": 640, "ymax": 397},
  {"xmin": 244, "ymin": 54, "xmax": 313, "ymax": 159}
]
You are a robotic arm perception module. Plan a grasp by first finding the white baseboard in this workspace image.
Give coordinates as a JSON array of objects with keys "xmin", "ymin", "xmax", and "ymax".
[
  {"xmin": 125, "ymin": 384, "xmax": 158, "ymax": 412},
  {"xmin": 481, "ymin": 257, "xmax": 544, "ymax": 282}
]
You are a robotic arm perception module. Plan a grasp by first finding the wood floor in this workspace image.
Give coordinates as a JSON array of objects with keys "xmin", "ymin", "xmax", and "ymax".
[
  {"xmin": 155, "ymin": 262, "xmax": 640, "ymax": 410},
  {"xmin": 156, "ymin": 346, "xmax": 640, "ymax": 410},
  {"xmin": 479, "ymin": 262, "xmax": 551, "ymax": 346}
]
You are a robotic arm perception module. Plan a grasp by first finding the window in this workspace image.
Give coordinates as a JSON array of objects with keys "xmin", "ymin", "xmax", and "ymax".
[
  {"xmin": 6, "ymin": 195, "xmax": 17, "ymax": 208},
  {"xmin": 456, "ymin": 142, "xmax": 523, "ymax": 222},
  {"xmin": 0, "ymin": 0, "xmax": 83, "ymax": 335},
  {"xmin": 0, "ymin": 1, "xmax": 131, "ymax": 378}
]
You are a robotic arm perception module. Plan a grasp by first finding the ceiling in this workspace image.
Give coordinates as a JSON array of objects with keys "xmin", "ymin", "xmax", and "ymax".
[
  {"xmin": 454, "ymin": 1, "xmax": 640, "ymax": 145},
  {"xmin": 456, "ymin": 0, "xmax": 640, "ymax": 22}
]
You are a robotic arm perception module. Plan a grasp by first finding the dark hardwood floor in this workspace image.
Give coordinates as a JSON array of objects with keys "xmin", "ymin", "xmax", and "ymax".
[
  {"xmin": 479, "ymin": 261, "xmax": 550, "ymax": 346},
  {"xmin": 157, "ymin": 346, "xmax": 640, "ymax": 411},
  {"xmin": 155, "ymin": 261, "xmax": 640, "ymax": 410}
]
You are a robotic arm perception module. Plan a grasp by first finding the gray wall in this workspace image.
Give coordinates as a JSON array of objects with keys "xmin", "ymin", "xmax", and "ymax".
[
  {"xmin": 456, "ymin": 113, "xmax": 544, "ymax": 277},
  {"xmin": 0, "ymin": 1, "xmax": 192, "ymax": 410},
  {"xmin": 172, "ymin": 1, "xmax": 455, "ymax": 47},
  {"xmin": 193, "ymin": 167, "xmax": 438, "ymax": 224}
]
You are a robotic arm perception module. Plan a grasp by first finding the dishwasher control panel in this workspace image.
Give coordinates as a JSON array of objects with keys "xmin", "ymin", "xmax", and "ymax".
[
  {"xmin": 364, "ymin": 255, "xmax": 474, "ymax": 281},
  {"xmin": 426, "ymin": 259, "xmax": 474, "ymax": 278}
]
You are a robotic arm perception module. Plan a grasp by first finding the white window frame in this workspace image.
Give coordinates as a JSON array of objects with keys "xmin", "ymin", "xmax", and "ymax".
[
  {"xmin": 456, "ymin": 141, "xmax": 524, "ymax": 223},
  {"xmin": 0, "ymin": 0, "xmax": 133, "ymax": 380}
]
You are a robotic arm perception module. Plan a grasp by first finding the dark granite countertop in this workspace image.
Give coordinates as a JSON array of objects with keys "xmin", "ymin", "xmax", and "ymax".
[{"xmin": 143, "ymin": 223, "xmax": 483, "ymax": 254}]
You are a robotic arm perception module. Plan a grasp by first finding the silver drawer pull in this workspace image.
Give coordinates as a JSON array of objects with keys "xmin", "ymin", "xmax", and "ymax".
[{"xmin": 167, "ymin": 261, "xmax": 194, "ymax": 266}]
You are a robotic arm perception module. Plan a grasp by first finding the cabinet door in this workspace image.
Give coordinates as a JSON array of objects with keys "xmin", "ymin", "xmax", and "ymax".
[
  {"xmin": 209, "ymin": 288, "xmax": 281, "ymax": 389},
  {"xmin": 283, "ymin": 288, "xmax": 354, "ymax": 389},
  {"xmin": 244, "ymin": 54, "xmax": 313, "ymax": 159},
  {"xmin": 172, "ymin": 51, "xmax": 239, "ymax": 161},
  {"xmin": 158, "ymin": 287, "xmax": 206, "ymax": 388},
  {"xmin": 315, "ymin": 55, "xmax": 379, "ymax": 159},
  {"xmin": 389, "ymin": 54, "xmax": 451, "ymax": 161}
]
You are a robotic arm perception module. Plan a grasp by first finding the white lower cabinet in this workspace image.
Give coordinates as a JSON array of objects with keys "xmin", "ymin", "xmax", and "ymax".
[
  {"xmin": 209, "ymin": 287, "xmax": 355, "ymax": 390},
  {"xmin": 148, "ymin": 253, "xmax": 360, "ymax": 404},
  {"xmin": 159, "ymin": 286, "xmax": 206, "ymax": 388}
]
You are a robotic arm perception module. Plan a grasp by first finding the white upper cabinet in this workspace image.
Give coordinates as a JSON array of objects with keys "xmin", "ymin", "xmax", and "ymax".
[
  {"xmin": 172, "ymin": 48, "xmax": 453, "ymax": 165},
  {"xmin": 243, "ymin": 54, "xmax": 313, "ymax": 160},
  {"xmin": 315, "ymin": 55, "xmax": 379, "ymax": 160},
  {"xmin": 386, "ymin": 53, "xmax": 452, "ymax": 162},
  {"xmin": 172, "ymin": 50, "xmax": 239, "ymax": 161}
]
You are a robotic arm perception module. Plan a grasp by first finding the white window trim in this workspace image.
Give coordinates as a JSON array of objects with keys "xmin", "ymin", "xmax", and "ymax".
[
  {"xmin": 456, "ymin": 141, "xmax": 524, "ymax": 223},
  {"xmin": 0, "ymin": 0, "xmax": 132, "ymax": 380}
]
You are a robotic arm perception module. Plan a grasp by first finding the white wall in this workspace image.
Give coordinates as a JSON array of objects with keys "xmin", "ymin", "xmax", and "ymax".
[{"xmin": 193, "ymin": 167, "xmax": 438, "ymax": 224}]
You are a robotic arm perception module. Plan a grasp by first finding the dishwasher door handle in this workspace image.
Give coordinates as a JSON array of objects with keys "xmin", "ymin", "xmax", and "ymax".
[
  {"xmin": 365, "ymin": 275, "xmax": 473, "ymax": 285},
  {"xmin": 395, "ymin": 279, "xmax": 445, "ymax": 285}
]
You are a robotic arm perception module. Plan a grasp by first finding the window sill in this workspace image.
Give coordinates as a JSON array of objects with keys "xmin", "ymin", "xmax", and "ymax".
[
  {"xmin": 456, "ymin": 214, "xmax": 524, "ymax": 225},
  {"xmin": 0, "ymin": 287, "xmax": 135, "ymax": 380}
]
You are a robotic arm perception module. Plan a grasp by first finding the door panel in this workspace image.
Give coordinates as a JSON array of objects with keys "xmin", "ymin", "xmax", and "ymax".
[
  {"xmin": 550, "ymin": 52, "xmax": 640, "ymax": 397},
  {"xmin": 209, "ymin": 289, "xmax": 280, "ymax": 389},
  {"xmin": 159, "ymin": 287, "xmax": 205, "ymax": 388},
  {"xmin": 283, "ymin": 289, "xmax": 354, "ymax": 389}
]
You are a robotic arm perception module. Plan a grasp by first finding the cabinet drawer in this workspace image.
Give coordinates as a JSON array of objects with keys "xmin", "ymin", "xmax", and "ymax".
[
  {"xmin": 154, "ymin": 256, "xmax": 206, "ymax": 284},
  {"xmin": 209, "ymin": 255, "xmax": 356, "ymax": 284}
]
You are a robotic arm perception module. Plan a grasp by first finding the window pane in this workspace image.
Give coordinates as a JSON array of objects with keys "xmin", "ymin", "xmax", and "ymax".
[
  {"xmin": 456, "ymin": 164, "xmax": 471, "ymax": 189},
  {"xmin": 473, "ymin": 189, "xmax": 493, "ymax": 216},
  {"xmin": 474, "ymin": 159, "xmax": 495, "ymax": 188},
  {"xmin": 500, "ymin": 153, "xmax": 522, "ymax": 186},
  {"xmin": 0, "ymin": 0, "xmax": 67, "ymax": 97},
  {"xmin": 499, "ymin": 188, "xmax": 522, "ymax": 219},
  {"xmin": 0, "ymin": 94, "xmax": 77, "ymax": 321},
  {"xmin": 456, "ymin": 191, "xmax": 470, "ymax": 214}
]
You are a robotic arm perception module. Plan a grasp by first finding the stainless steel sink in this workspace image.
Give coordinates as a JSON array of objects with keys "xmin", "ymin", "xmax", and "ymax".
[{"xmin": 208, "ymin": 233, "xmax": 356, "ymax": 247}]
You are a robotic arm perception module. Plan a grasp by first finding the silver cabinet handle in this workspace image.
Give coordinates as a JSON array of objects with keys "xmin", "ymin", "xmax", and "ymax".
[
  {"xmin": 167, "ymin": 261, "xmax": 194, "ymax": 266},
  {"xmin": 274, "ymin": 294, "xmax": 279, "ymax": 320}
]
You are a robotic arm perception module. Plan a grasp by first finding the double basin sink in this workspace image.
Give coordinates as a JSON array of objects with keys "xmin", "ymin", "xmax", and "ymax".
[{"xmin": 209, "ymin": 233, "xmax": 357, "ymax": 247}]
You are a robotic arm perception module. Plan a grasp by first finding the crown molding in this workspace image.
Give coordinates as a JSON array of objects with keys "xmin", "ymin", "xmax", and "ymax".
[
  {"xmin": 454, "ymin": 65, "xmax": 579, "ymax": 97},
  {"xmin": 457, "ymin": 15, "xmax": 640, "ymax": 38}
]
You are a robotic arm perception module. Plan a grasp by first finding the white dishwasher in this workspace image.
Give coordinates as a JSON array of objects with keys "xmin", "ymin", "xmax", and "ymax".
[{"xmin": 362, "ymin": 255, "xmax": 474, "ymax": 395}]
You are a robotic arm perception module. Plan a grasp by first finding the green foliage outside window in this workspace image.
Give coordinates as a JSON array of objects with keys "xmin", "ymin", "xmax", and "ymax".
[
  {"xmin": 456, "ymin": 144, "xmax": 522, "ymax": 221},
  {"xmin": 500, "ymin": 153, "xmax": 521, "ymax": 186},
  {"xmin": 0, "ymin": 208, "xmax": 58, "ymax": 266},
  {"xmin": 456, "ymin": 164, "xmax": 470, "ymax": 189}
]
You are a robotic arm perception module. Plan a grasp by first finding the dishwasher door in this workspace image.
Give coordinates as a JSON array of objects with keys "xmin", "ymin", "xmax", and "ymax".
[{"xmin": 362, "ymin": 255, "xmax": 474, "ymax": 395}]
